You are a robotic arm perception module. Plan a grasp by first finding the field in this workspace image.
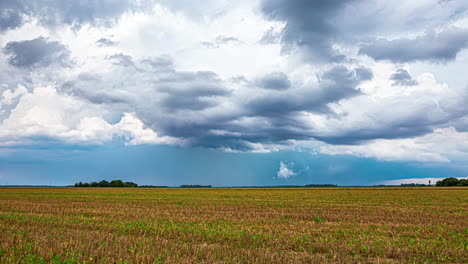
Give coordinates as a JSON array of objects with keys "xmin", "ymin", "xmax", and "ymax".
[{"xmin": 0, "ymin": 188, "xmax": 466, "ymax": 263}]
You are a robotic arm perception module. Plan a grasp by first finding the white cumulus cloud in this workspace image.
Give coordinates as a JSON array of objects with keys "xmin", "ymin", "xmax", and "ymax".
[
  {"xmin": 1, "ymin": 84, "xmax": 27, "ymax": 106},
  {"xmin": 277, "ymin": 161, "xmax": 296, "ymax": 179},
  {"xmin": 0, "ymin": 85, "xmax": 182, "ymax": 146}
]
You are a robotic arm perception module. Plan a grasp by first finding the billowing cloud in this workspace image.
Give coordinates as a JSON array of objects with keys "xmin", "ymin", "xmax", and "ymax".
[
  {"xmin": 54, "ymin": 56, "xmax": 374, "ymax": 151},
  {"xmin": 0, "ymin": 85, "xmax": 181, "ymax": 146},
  {"xmin": 260, "ymin": 0, "xmax": 468, "ymax": 65},
  {"xmin": 0, "ymin": 0, "xmax": 144, "ymax": 30},
  {"xmin": 60, "ymin": 55, "xmax": 232, "ymax": 112},
  {"xmin": 3, "ymin": 37, "xmax": 71, "ymax": 68},
  {"xmin": 359, "ymin": 27, "xmax": 468, "ymax": 63},
  {"xmin": 260, "ymin": 0, "xmax": 355, "ymax": 62},
  {"xmin": 277, "ymin": 161, "xmax": 295, "ymax": 179},
  {"xmin": 246, "ymin": 66, "xmax": 371, "ymax": 118},
  {"xmin": 1, "ymin": 84, "xmax": 27, "ymax": 106},
  {"xmin": 309, "ymin": 72, "xmax": 468, "ymax": 145},
  {"xmin": 0, "ymin": 0, "xmax": 467, "ymax": 166}
]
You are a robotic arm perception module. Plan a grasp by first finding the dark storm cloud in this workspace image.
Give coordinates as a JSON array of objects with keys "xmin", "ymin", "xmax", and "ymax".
[
  {"xmin": 189, "ymin": 65, "xmax": 465, "ymax": 152},
  {"xmin": 1, "ymin": 0, "xmax": 468, "ymax": 157},
  {"xmin": 52, "ymin": 52, "xmax": 468, "ymax": 151},
  {"xmin": 99, "ymin": 64, "xmax": 375, "ymax": 150},
  {"xmin": 390, "ymin": 69, "xmax": 418, "ymax": 86},
  {"xmin": 256, "ymin": 72, "xmax": 291, "ymax": 90},
  {"xmin": 316, "ymin": 123, "xmax": 434, "ymax": 145},
  {"xmin": 0, "ymin": 0, "xmax": 144, "ymax": 30},
  {"xmin": 316, "ymin": 115, "xmax": 449, "ymax": 145},
  {"xmin": 359, "ymin": 27, "xmax": 468, "ymax": 63},
  {"xmin": 260, "ymin": 0, "xmax": 356, "ymax": 62},
  {"xmin": 315, "ymin": 91, "xmax": 468, "ymax": 145},
  {"xmin": 161, "ymin": 96, "xmax": 217, "ymax": 111},
  {"xmin": 3, "ymin": 37, "xmax": 71, "ymax": 68},
  {"xmin": 158, "ymin": 65, "xmax": 374, "ymax": 151},
  {"xmin": 246, "ymin": 66, "xmax": 372, "ymax": 117},
  {"xmin": 158, "ymin": 72, "xmax": 232, "ymax": 111}
]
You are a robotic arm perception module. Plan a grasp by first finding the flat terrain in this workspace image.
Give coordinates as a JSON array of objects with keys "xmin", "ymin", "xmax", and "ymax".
[{"xmin": 0, "ymin": 188, "xmax": 466, "ymax": 263}]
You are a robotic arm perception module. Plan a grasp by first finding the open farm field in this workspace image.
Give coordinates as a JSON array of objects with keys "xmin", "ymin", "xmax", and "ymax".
[{"xmin": 0, "ymin": 187, "xmax": 466, "ymax": 263}]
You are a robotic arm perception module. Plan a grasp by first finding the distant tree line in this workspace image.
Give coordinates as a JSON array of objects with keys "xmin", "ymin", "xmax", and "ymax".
[
  {"xmin": 180, "ymin": 185, "xmax": 212, "ymax": 188},
  {"xmin": 436, "ymin": 177, "xmax": 468, "ymax": 187},
  {"xmin": 139, "ymin": 185, "xmax": 169, "ymax": 188},
  {"xmin": 400, "ymin": 183, "xmax": 427, "ymax": 187},
  {"xmin": 304, "ymin": 184, "xmax": 337, "ymax": 187},
  {"xmin": 75, "ymin": 180, "xmax": 138, "ymax": 188}
]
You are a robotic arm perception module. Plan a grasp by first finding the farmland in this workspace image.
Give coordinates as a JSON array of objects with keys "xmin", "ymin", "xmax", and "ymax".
[{"xmin": 0, "ymin": 188, "xmax": 466, "ymax": 263}]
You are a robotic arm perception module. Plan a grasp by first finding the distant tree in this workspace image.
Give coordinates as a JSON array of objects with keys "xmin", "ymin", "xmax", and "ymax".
[
  {"xmin": 110, "ymin": 180, "xmax": 124, "ymax": 187},
  {"xmin": 436, "ymin": 177, "xmax": 460, "ymax": 187},
  {"xmin": 457, "ymin": 179, "xmax": 468, "ymax": 186},
  {"xmin": 124, "ymin": 182, "xmax": 138, "ymax": 188},
  {"xmin": 99, "ymin": 180, "xmax": 110, "ymax": 187}
]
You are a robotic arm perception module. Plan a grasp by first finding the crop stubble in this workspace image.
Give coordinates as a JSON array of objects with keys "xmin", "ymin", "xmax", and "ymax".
[{"xmin": 0, "ymin": 187, "xmax": 466, "ymax": 263}]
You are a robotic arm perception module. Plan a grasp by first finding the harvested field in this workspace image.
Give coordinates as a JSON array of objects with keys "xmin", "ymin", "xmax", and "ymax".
[{"xmin": 0, "ymin": 187, "xmax": 466, "ymax": 263}]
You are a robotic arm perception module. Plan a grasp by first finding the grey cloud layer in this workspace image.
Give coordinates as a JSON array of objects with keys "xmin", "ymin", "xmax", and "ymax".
[
  {"xmin": 57, "ymin": 56, "xmax": 377, "ymax": 150},
  {"xmin": 359, "ymin": 27, "xmax": 468, "ymax": 63},
  {"xmin": 0, "ymin": 0, "xmax": 145, "ymax": 30},
  {"xmin": 247, "ymin": 66, "xmax": 372, "ymax": 117},
  {"xmin": 0, "ymin": 0, "xmax": 26, "ymax": 31},
  {"xmin": 3, "ymin": 37, "xmax": 71, "ymax": 68},
  {"xmin": 3, "ymin": 48, "xmax": 467, "ymax": 152},
  {"xmin": 260, "ymin": 1, "xmax": 468, "ymax": 64},
  {"xmin": 261, "ymin": 0, "xmax": 355, "ymax": 62},
  {"xmin": 61, "ymin": 54, "xmax": 232, "ymax": 113},
  {"xmin": 1, "ymin": 0, "xmax": 468, "ymax": 153},
  {"xmin": 256, "ymin": 72, "xmax": 291, "ymax": 90}
]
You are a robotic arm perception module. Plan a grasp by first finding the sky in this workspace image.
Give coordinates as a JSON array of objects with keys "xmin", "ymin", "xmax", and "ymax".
[{"xmin": 0, "ymin": 0, "xmax": 467, "ymax": 186}]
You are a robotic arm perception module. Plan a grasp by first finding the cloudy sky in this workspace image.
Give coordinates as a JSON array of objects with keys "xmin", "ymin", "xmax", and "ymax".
[{"xmin": 1, "ymin": 0, "xmax": 467, "ymax": 186}]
